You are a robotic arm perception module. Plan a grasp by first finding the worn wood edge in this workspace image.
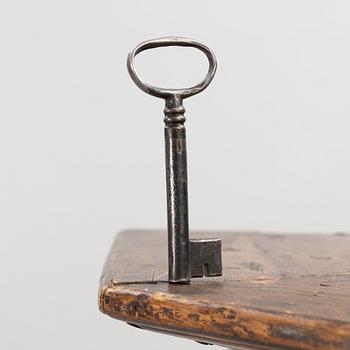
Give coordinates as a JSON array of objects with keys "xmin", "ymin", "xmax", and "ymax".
[{"xmin": 98, "ymin": 283, "xmax": 350, "ymax": 350}]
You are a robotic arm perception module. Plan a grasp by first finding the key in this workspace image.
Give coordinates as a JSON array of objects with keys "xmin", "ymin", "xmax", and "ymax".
[{"xmin": 127, "ymin": 37, "xmax": 222, "ymax": 283}]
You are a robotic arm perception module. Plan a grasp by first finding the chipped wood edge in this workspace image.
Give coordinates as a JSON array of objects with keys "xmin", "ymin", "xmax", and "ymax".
[{"xmin": 99, "ymin": 283, "xmax": 350, "ymax": 350}]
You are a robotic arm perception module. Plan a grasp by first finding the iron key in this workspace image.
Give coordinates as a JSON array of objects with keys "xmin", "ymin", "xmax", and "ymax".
[{"xmin": 127, "ymin": 37, "xmax": 222, "ymax": 283}]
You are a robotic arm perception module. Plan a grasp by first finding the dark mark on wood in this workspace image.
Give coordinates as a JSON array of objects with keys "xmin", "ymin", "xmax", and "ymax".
[{"xmin": 243, "ymin": 262, "xmax": 264, "ymax": 272}]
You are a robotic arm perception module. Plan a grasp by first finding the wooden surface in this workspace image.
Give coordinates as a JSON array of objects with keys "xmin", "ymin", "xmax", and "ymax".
[{"xmin": 99, "ymin": 230, "xmax": 350, "ymax": 350}]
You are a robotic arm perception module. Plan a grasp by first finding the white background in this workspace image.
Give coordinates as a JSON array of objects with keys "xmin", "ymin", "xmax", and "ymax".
[{"xmin": 1, "ymin": 1, "xmax": 349, "ymax": 349}]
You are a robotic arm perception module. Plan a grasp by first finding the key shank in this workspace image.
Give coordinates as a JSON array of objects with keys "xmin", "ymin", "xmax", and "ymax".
[{"xmin": 164, "ymin": 96, "xmax": 190, "ymax": 283}]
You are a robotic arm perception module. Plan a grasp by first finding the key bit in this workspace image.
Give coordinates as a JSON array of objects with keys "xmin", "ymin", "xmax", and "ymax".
[
  {"xmin": 127, "ymin": 37, "xmax": 222, "ymax": 283},
  {"xmin": 190, "ymin": 239, "xmax": 222, "ymax": 278}
]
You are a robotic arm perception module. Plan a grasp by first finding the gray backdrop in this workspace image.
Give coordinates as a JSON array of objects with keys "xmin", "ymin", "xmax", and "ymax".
[{"xmin": 1, "ymin": 1, "xmax": 349, "ymax": 349}]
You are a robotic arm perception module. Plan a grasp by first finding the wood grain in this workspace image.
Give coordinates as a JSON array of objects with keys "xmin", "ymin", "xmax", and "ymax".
[{"xmin": 99, "ymin": 230, "xmax": 350, "ymax": 349}]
